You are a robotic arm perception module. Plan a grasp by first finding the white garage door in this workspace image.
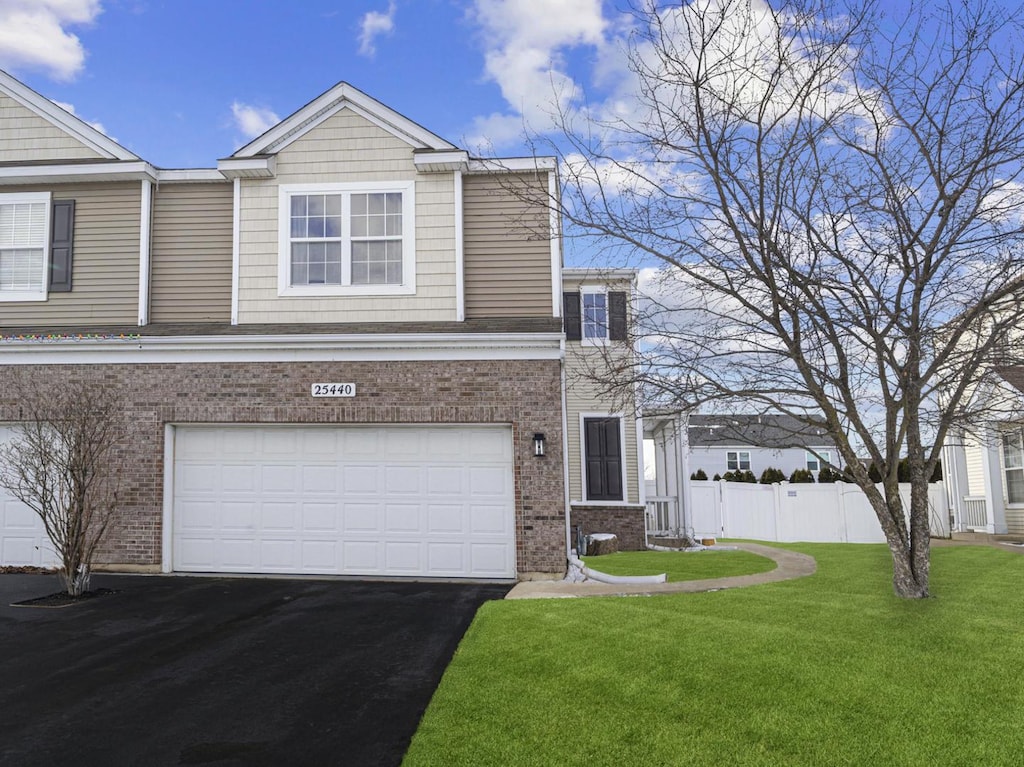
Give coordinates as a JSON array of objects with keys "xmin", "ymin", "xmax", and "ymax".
[
  {"xmin": 0, "ymin": 426, "xmax": 58, "ymax": 568},
  {"xmin": 172, "ymin": 425, "xmax": 516, "ymax": 578}
]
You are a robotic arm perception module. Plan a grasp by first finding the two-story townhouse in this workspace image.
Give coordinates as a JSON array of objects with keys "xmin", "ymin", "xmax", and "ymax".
[{"xmin": 0, "ymin": 69, "xmax": 600, "ymax": 580}]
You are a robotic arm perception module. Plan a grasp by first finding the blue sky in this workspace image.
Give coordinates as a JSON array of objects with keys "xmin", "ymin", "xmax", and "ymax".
[{"xmin": 0, "ymin": 0, "xmax": 620, "ymax": 169}]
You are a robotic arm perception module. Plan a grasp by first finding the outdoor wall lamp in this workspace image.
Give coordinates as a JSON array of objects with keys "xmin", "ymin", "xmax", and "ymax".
[{"xmin": 533, "ymin": 433, "xmax": 546, "ymax": 457}]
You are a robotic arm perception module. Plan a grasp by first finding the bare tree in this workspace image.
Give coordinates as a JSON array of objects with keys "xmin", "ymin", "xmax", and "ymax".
[
  {"xmin": 0, "ymin": 375, "xmax": 122, "ymax": 597},
  {"xmin": 547, "ymin": 0, "xmax": 1024, "ymax": 597}
]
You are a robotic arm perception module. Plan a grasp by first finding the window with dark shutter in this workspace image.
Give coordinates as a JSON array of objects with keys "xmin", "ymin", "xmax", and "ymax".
[
  {"xmin": 584, "ymin": 417, "xmax": 623, "ymax": 501},
  {"xmin": 563, "ymin": 291, "xmax": 581, "ymax": 340},
  {"xmin": 49, "ymin": 199, "xmax": 74, "ymax": 292},
  {"xmin": 608, "ymin": 291, "xmax": 627, "ymax": 341}
]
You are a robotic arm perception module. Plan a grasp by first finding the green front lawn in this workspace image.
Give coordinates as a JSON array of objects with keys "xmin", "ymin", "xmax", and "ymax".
[
  {"xmin": 582, "ymin": 549, "xmax": 777, "ymax": 582},
  {"xmin": 404, "ymin": 544, "xmax": 1024, "ymax": 766}
]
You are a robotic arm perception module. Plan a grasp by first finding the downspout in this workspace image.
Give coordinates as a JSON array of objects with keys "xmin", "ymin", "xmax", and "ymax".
[{"xmin": 560, "ymin": 339, "xmax": 573, "ymax": 561}]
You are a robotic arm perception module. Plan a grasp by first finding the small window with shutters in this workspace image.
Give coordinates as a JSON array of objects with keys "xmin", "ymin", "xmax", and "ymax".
[{"xmin": 563, "ymin": 287, "xmax": 628, "ymax": 343}]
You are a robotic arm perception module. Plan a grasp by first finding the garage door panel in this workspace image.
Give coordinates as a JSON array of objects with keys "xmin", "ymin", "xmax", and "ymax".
[
  {"xmin": 173, "ymin": 425, "xmax": 515, "ymax": 578},
  {"xmin": 302, "ymin": 465, "xmax": 337, "ymax": 493},
  {"xmin": 385, "ymin": 504, "xmax": 420, "ymax": 532}
]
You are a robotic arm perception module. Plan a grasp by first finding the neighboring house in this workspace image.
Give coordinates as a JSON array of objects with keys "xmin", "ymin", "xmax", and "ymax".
[
  {"xmin": 561, "ymin": 269, "xmax": 645, "ymax": 550},
  {"xmin": 644, "ymin": 413, "xmax": 841, "ymax": 536},
  {"xmin": 0, "ymin": 68, "xmax": 645, "ymax": 579},
  {"xmin": 942, "ymin": 367, "xmax": 1024, "ymax": 535},
  {"xmin": 685, "ymin": 414, "xmax": 841, "ymax": 479}
]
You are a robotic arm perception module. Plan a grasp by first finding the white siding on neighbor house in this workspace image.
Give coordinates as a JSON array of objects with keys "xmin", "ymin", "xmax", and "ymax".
[
  {"xmin": 0, "ymin": 92, "xmax": 104, "ymax": 162},
  {"xmin": 688, "ymin": 445, "xmax": 838, "ymax": 480},
  {"xmin": 236, "ymin": 107, "xmax": 457, "ymax": 324},
  {"xmin": 964, "ymin": 437, "xmax": 986, "ymax": 497}
]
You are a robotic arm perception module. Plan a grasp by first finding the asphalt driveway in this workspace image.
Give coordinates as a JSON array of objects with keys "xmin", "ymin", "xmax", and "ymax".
[{"xmin": 0, "ymin": 573, "xmax": 509, "ymax": 766}]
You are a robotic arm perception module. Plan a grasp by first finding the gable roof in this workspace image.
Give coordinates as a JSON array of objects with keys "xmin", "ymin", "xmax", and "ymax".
[
  {"xmin": 230, "ymin": 81, "xmax": 457, "ymax": 158},
  {"xmin": 0, "ymin": 68, "xmax": 139, "ymax": 161},
  {"xmin": 688, "ymin": 414, "xmax": 834, "ymax": 449}
]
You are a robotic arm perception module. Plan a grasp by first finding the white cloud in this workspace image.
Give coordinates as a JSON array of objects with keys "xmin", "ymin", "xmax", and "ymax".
[
  {"xmin": 0, "ymin": 0, "xmax": 101, "ymax": 81},
  {"xmin": 52, "ymin": 99, "xmax": 110, "ymax": 137},
  {"xmin": 358, "ymin": 1, "xmax": 396, "ymax": 58},
  {"xmin": 231, "ymin": 101, "xmax": 280, "ymax": 140},
  {"xmin": 468, "ymin": 0, "xmax": 608, "ymax": 147}
]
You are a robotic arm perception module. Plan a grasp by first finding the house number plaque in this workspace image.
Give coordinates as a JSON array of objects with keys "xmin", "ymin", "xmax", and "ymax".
[{"xmin": 311, "ymin": 383, "xmax": 356, "ymax": 397}]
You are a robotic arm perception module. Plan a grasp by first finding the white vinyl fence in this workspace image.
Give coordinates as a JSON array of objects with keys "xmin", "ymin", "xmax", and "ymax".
[{"xmin": 686, "ymin": 480, "xmax": 949, "ymax": 543}]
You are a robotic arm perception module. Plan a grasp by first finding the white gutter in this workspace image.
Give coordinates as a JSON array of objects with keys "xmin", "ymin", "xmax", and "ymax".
[
  {"xmin": 137, "ymin": 179, "xmax": 152, "ymax": 326},
  {"xmin": 454, "ymin": 170, "xmax": 465, "ymax": 322},
  {"xmin": 230, "ymin": 178, "xmax": 240, "ymax": 325},
  {"xmin": 560, "ymin": 339, "xmax": 573, "ymax": 559}
]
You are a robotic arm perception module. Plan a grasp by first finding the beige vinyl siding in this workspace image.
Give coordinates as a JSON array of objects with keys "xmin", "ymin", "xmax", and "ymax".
[
  {"xmin": 236, "ymin": 107, "xmax": 456, "ymax": 324},
  {"xmin": 0, "ymin": 92, "xmax": 104, "ymax": 162},
  {"xmin": 463, "ymin": 174, "xmax": 553, "ymax": 318},
  {"xmin": 1, "ymin": 182, "xmax": 140, "ymax": 325},
  {"xmin": 565, "ymin": 346, "xmax": 640, "ymax": 505},
  {"xmin": 150, "ymin": 182, "xmax": 233, "ymax": 323},
  {"xmin": 1006, "ymin": 507, "xmax": 1024, "ymax": 535}
]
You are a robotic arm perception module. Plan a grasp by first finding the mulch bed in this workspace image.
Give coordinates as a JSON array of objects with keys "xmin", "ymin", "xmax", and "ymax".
[
  {"xmin": 0, "ymin": 566, "xmax": 58, "ymax": 574},
  {"xmin": 10, "ymin": 588, "xmax": 117, "ymax": 609}
]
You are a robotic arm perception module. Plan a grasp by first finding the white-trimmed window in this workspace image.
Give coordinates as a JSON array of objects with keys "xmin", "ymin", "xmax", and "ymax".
[
  {"xmin": 1002, "ymin": 430, "xmax": 1024, "ymax": 504},
  {"xmin": 727, "ymin": 451, "xmax": 751, "ymax": 471},
  {"xmin": 0, "ymin": 192, "xmax": 50, "ymax": 302},
  {"xmin": 806, "ymin": 451, "xmax": 830, "ymax": 472},
  {"xmin": 278, "ymin": 181, "xmax": 415, "ymax": 297},
  {"xmin": 581, "ymin": 287, "xmax": 608, "ymax": 344}
]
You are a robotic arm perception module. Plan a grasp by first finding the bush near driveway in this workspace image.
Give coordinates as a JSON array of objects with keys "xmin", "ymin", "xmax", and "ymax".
[{"xmin": 404, "ymin": 544, "xmax": 1024, "ymax": 767}]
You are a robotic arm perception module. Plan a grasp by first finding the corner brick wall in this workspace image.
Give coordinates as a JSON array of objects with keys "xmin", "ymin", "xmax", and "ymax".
[
  {"xmin": 0, "ymin": 360, "xmax": 567, "ymax": 575},
  {"xmin": 570, "ymin": 505, "xmax": 647, "ymax": 551}
]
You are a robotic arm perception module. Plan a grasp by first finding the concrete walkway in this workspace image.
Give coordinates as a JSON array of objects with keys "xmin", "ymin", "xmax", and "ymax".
[{"xmin": 505, "ymin": 542, "xmax": 817, "ymax": 600}]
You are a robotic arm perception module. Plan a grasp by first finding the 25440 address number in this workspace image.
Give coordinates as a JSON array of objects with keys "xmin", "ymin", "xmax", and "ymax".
[{"xmin": 311, "ymin": 382, "xmax": 356, "ymax": 397}]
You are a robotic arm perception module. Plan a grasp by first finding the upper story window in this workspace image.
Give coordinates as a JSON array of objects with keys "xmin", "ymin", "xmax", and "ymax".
[
  {"xmin": 563, "ymin": 287, "xmax": 628, "ymax": 343},
  {"xmin": 582, "ymin": 289, "xmax": 608, "ymax": 343},
  {"xmin": 0, "ymin": 192, "xmax": 50, "ymax": 302},
  {"xmin": 278, "ymin": 181, "xmax": 415, "ymax": 297},
  {"xmin": 806, "ymin": 451, "xmax": 830, "ymax": 472}
]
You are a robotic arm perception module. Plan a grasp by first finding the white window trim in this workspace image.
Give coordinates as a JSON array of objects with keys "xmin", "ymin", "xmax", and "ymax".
[
  {"xmin": 578, "ymin": 411, "xmax": 629, "ymax": 504},
  {"xmin": 580, "ymin": 286, "xmax": 609, "ymax": 346},
  {"xmin": 806, "ymin": 450, "xmax": 831, "ymax": 472},
  {"xmin": 277, "ymin": 181, "xmax": 416, "ymax": 297},
  {"xmin": 0, "ymin": 191, "xmax": 51, "ymax": 303},
  {"xmin": 727, "ymin": 450, "xmax": 751, "ymax": 471},
  {"xmin": 1001, "ymin": 429, "xmax": 1024, "ymax": 505}
]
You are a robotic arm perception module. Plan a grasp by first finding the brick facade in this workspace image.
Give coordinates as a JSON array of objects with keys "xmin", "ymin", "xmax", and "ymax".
[
  {"xmin": 569, "ymin": 504, "xmax": 647, "ymax": 551},
  {"xmin": 0, "ymin": 359, "xmax": 567, "ymax": 575}
]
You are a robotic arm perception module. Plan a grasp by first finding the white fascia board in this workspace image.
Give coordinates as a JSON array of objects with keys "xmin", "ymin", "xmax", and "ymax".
[
  {"xmin": 232, "ymin": 82, "xmax": 456, "ymax": 157},
  {"xmin": 0, "ymin": 161, "xmax": 157, "ymax": 184},
  {"xmin": 414, "ymin": 150, "xmax": 470, "ymax": 173},
  {"xmin": 562, "ymin": 267, "xmax": 639, "ymax": 282},
  {"xmin": 155, "ymin": 169, "xmax": 227, "ymax": 183},
  {"xmin": 0, "ymin": 333, "xmax": 565, "ymax": 365},
  {"xmin": 0, "ymin": 70, "xmax": 139, "ymax": 161},
  {"xmin": 216, "ymin": 156, "xmax": 276, "ymax": 178},
  {"xmin": 467, "ymin": 157, "xmax": 557, "ymax": 173}
]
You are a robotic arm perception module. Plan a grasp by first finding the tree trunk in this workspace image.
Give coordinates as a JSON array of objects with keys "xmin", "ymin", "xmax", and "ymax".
[{"xmin": 867, "ymin": 482, "xmax": 931, "ymax": 598}]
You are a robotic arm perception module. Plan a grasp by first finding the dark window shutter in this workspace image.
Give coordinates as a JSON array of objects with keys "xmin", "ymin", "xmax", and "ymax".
[
  {"xmin": 563, "ymin": 292, "xmax": 581, "ymax": 340},
  {"xmin": 49, "ymin": 200, "xmax": 75, "ymax": 292},
  {"xmin": 584, "ymin": 417, "xmax": 623, "ymax": 501},
  {"xmin": 608, "ymin": 291, "xmax": 627, "ymax": 341}
]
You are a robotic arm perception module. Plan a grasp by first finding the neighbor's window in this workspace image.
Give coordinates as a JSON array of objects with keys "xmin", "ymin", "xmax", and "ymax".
[
  {"xmin": 727, "ymin": 451, "xmax": 751, "ymax": 471},
  {"xmin": 581, "ymin": 289, "xmax": 608, "ymax": 343},
  {"xmin": 806, "ymin": 451, "xmax": 830, "ymax": 472},
  {"xmin": 279, "ymin": 182, "xmax": 414, "ymax": 296},
  {"xmin": 0, "ymin": 192, "xmax": 50, "ymax": 302},
  {"xmin": 1002, "ymin": 430, "xmax": 1024, "ymax": 504}
]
